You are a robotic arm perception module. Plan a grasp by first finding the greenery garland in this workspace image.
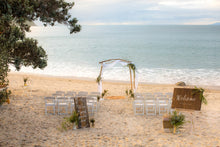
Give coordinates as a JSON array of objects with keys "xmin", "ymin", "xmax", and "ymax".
[
  {"xmin": 101, "ymin": 89, "xmax": 108, "ymax": 98},
  {"xmin": 96, "ymin": 74, "xmax": 102, "ymax": 84},
  {"xmin": 127, "ymin": 63, "xmax": 137, "ymax": 83},
  {"xmin": 125, "ymin": 89, "xmax": 134, "ymax": 98},
  {"xmin": 127, "ymin": 63, "xmax": 136, "ymax": 73},
  {"xmin": 193, "ymin": 86, "xmax": 207, "ymax": 105}
]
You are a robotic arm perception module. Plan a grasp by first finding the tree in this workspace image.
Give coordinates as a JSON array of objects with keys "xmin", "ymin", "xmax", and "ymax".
[{"xmin": 0, "ymin": 0, "xmax": 81, "ymax": 85}]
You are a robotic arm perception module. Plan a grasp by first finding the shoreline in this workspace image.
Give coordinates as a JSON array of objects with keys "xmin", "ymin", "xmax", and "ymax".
[{"xmin": 8, "ymin": 71, "xmax": 220, "ymax": 92}]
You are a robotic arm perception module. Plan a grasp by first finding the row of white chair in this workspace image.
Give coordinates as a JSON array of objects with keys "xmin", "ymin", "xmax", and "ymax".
[
  {"xmin": 45, "ymin": 96, "xmax": 98, "ymax": 115},
  {"xmin": 133, "ymin": 97, "xmax": 172, "ymax": 116},
  {"xmin": 53, "ymin": 91, "xmax": 100, "ymax": 97},
  {"xmin": 135, "ymin": 92, "xmax": 173, "ymax": 99},
  {"xmin": 45, "ymin": 92, "xmax": 100, "ymax": 115}
]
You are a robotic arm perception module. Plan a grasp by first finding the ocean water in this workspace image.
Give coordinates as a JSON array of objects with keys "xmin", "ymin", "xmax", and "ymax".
[{"xmin": 13, "ymin": 25, "xmax": 220, "ymax": 86}]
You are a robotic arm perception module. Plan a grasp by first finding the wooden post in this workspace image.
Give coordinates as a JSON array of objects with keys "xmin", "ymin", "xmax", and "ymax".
[
  {"xmin": 129, "ymin": 66, "xmax": 133, "ymax": 90},
  {"xmin": 98, "ymin": 65, "xmax": 103, "ymax": 93},
  {"xmin": 99, "ymin": 64, "xmax": 103, "ymax": 76},
  {"xmin": 133, "ymin": 70, "xmax": 135, "ymax": 91}
]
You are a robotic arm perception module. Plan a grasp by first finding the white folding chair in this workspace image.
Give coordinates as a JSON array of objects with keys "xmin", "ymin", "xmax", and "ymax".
[
  {"xmin": 134, "ymin": 93, "xmax": 143, "ymax": 99},
  {"xmin": 154, "ymin": 92, "xmax": 163, "ymax": 98},
  {"xmin": 89, "ymin": 93, "xmax": 100, "ymax": 99},
  {"xmin": 69, "ymin": 97, "xmax": 75, "ymax": 114},
  {"xmin": 143, "ymin": 93, "xmax": 154, "ymax": 98},
  {"xmin": 45, "ymin": 97, "xmax": 56, "ymax": 115},
  {"xmin": 86, "ymin": 97, "xmax": 94, "ymax": 116},
  {"xmin": 65, "ymin": 91, "xmax": 76, "ymax": 97},
  {"xmin": 65, "ymin": 92, "xmax": 76, "ymax": 102},
  {"xmin": 160, "ymin": 94, "xmax": 168, "ymax": 98},
  {"xmin": 52, "ymin": 93, "xmax": 61, "ymax": 97},
  {"xmin": 90, "ymin": 92, "xmax": 100, "ymax": 95},
  {"xmin": 87, "ymin": 95, "xmax": 98, "ymax": 112},
  {"xmin": 168, "ymin": 98, "xmax": 173, "ymax": 113},
  {"xmin": 145, "ymin": 98, "xmax": 157, "ymax": 115},
  {"xmin": 77, "ymin": 91, "xmax": 88, "ymax": 97},
  {"xmin": 165, "ymin": 92, "xmax": 173, "ymax": 99},
  {"xmin": 52, "ymin": 93, "xmax": 62, "ymax": 103},
  {"xmin": 57, "ymin": 97, "xmax": 69, "ymax": 115},
  {"xmin": 133, "ymin": 100, "xmax": 145, "ymax": 115},
  {"xmin": 135, "ymin": 94, "xmax": 145, "ymax": 100},
  {"xmin": 157, "ymin": 97, "xmax": 169, "ymax": 115},
  {"xmin": 56, "ymin": 91, "xmax": 65, "ymax": 96}
]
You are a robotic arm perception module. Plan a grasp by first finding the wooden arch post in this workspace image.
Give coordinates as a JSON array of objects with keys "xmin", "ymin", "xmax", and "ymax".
[{"xmin": 129, "ymin": 66, "xmax": 133, "ymax": 90}]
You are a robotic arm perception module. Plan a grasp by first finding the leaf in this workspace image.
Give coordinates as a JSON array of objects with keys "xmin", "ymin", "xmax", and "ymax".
[
  {"xmin": 96, "ymin": 75, "xmax": 101, "ymax": 83},
  {"xmin": 170, "ymin": 111, "xmax": 185, "ymax": 128},
  {"xmin": 193, "ymin": 87, "xmax": 208, "ymax": 105}
]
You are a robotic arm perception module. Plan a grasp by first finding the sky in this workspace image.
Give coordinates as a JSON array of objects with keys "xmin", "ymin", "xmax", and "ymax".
[{"xmin": 69, "ymin": 0, "xmax": 220, "ymax": 25}]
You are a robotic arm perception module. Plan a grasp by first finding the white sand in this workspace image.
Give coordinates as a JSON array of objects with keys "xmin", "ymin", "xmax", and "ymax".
[{"xmin": 0, "ymin": 72, "xmax": 220, "ymax": 146}]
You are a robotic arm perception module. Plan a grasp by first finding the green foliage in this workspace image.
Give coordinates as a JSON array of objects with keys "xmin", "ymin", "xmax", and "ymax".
[
  {"xmin": 69, "ymin": 111, "xmax": 79, "ymax": 126},
  {"xmin": 90, "ymin": 118, "xmax": 95, "ymax": 127},
  {"xmin": 61, "ymin": 119, "xmax": 72, "ymax": 131},
  {"xmin": 61, "ymin": 111, "xmax": 79, "ymax": 131},
  {"xmin": 125, "ymin": 89, "xmax": 128, "ymax": 95},
  {"xmin": 193, "ymin": 86, "xmax": 207, "ymax": 105},
  {"xmin": 0, "ymin": 0, "xmax": 81, "ymax": 87},
  {"xmin": 170, "ymin": 111, "xmax": 185, "ymax": 128},
  {"xmin": 125, "ymin": 89, "xmax": 134, "ymax": 98},
  {"xmin": 127, "ymin": 63, "xmax": 137, "ymax": 87},
  {"xmin": 101, "ymin": 89, "xmax": 108, "ymax": 98},
  {"xmin": 96, "ymin": 75, "xmax": 102, "ymax": 83},
  {"xmin": 23, "ymin": 77, "xmax": 28, "ymax": 83},
  {"xmin": 0, "ymin": 50, "xmax": 9, "ymax": 86},
  {"xmin": 131, "ymin": 93, "xmax": 134, "ymax": 98},
  {"xmin": 0, "ymin": 88, "xmax": 11, "ymax": 105},
  {"xmin": 127, "ymin": 63, "xmax": 136, "ymax": 71},
  {"xmin": 90, "ymin": 118, "xmax": 95, "ymax": 123},
  {"xmin": 97, "ymin": 95, "xmax": 100, "ymax": 101}
]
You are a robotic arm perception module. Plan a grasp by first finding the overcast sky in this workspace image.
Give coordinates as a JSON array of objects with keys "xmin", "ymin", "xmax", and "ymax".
[{"xmin": 69, "ymin": 0, "xmax": 220, "ymax": 25}]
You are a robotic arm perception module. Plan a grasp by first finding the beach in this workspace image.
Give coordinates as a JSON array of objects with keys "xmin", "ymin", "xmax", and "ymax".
[
  {"xmin": 0, "ymin": 72, "xmax": 220, "ymax": 146},
  {"xmin": 1, "ymin": 0, "xmax": 220, "ymax": 146}
]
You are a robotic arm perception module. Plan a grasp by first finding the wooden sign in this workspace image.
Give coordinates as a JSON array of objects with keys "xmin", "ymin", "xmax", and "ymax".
[
  {"xmin": 163, "ymin": 117, "xmax": 173, "ymax": 128},
  {"xmin": 171, "ymin": 88, "xmax": 202, "ymax": 110},
  {"xmin": 74, "ymin": 97, "xmax": 90, "ymax": 128}
]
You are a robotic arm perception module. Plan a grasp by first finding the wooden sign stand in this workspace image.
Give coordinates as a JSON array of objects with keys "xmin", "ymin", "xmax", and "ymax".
[
  {"xmin": 74, "ymin": 97, "xmax": 90, "ymax": 129},
  {"xmin": 170, "ymin": 87, "xmax": 204, "ymax": 135}
]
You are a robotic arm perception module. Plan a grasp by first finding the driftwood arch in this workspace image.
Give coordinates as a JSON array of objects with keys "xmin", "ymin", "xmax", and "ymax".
[{"xmin": 97, "ymin": 59, "xmax": 138, "ymax": 94}]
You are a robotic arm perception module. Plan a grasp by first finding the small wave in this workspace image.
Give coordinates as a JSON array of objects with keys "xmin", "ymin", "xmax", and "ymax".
[{"xmin": 10, "ymin": 64, "xmax": 220, "ymax": 86}]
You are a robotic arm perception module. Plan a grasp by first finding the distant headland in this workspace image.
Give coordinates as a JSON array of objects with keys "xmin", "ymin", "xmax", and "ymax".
[{"xmin": 211, "ymin": 22, "xmax": 220, "ymax": 25}]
